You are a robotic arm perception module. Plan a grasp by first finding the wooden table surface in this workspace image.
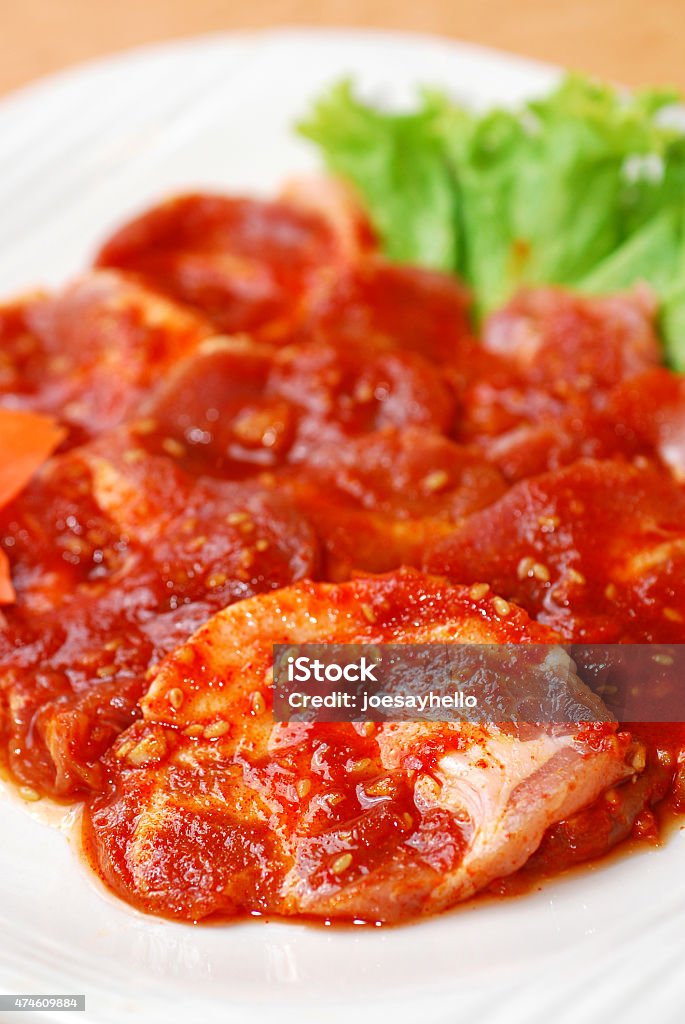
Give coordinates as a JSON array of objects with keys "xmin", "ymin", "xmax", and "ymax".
[{"xmin": 1, "ymin": 0, "xmax": 683, "ymax": 97}]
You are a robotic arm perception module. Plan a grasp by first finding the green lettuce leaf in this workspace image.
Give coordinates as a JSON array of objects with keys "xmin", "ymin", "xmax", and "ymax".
[
  {"xmin": 298, "ymin": 74, "xmax": 685, "ymax": 368},
  {"xmin": 298, "ymin": 80, "xmax": 461, "ymax": 269}
]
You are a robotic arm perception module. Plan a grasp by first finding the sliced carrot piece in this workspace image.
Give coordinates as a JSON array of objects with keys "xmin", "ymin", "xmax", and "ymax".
[
  {"xmin": 0, "ymin": 550, "xmax": 14, "ymax": 603},
  {"xmin": 0, "ymin": 408, "xmax": 65, "ymax": 603}
]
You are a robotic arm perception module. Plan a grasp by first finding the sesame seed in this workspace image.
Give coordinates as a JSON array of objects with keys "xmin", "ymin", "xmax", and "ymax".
[
  {"xmin": 63, "ymin": 537, "xmax": 86, "ymax": 555},
  {"xmin": 331, "ymin": 853, "xmax": 353, "ymax": 875},
  {"xmin": 567, "ymin": 568, "xmax": 586, "ymax": 585},
  {"xmin": 19, "ymin": 786, "xmax": 40, "ymax": 802},
  {"xmin": 361, "ymin": 603, "xmax": 376, "ymax": 623},
  {"xmin": 48, "ymin": 355, "xmax": 71, "ymax": 374},
  {"xmin": 204, "ymin": 721, "xmax": 230, "ymax": 740},
  {"xmin": 468, "ymin": 583, "xmax": 489, "ymax": 601},
  {"xmin": 227, "ymin": 511, "xmax": 249, "ymax": 526},
  {"xmin": 401, "ymin": 813, "xmax": 413, "ymax": 830},
  {"xmin": 126, "ymin": 733, "xmax": 168, "ymax": 765},
  {"xmin": 187, "ymin": 535, "xmax": 207, "ymax": 551},
  {"xmin": 250, "ymin": 691, "xmax": 266, "ymax": 716},
  {"xmin": 206, "ymin": 572, "xmax": 228, "ymax": 589},
  {"xmin": 517, "ymin": 556, "xmax": 535, "ymax": 580},
  {"xmin": 184, "ymin": 724, "xmax": 204, "ymax": 738},
  {"xmin": 359, "ymin": 721, "xmax": 376, "ymax": 737},
  {"xmin": 167, "ymin": 687, "xmax": 184, "ymax": 710},
  {"xmin": 422, "ymin": 469, "xmax": 450, "ymax": 493},
  {"xmin": 133, "ymin": 418, "xmax": 158, "ymax": 435},
  {"xmin": 631, "ymin": 746, "xmax": 647, "ymax": 772},
  {"xmin": 492, "ymin": 596, "xmax": 511, "ymax": 617},
  {"xmin": 161, "ymin": 437, "xmax": 186, "ymax": 458},
  {"xmin": 350, "ymin": 758, "xmax": 374, "ymax": 774},
  {"xmin": 96, "ymin": 664, "xmax": 117, "ymax": 678},
  {"xmin": 233, "ymin": 409, "xmax": 280, "ymax": 445},
  {"xmin": 664, "ymin": 607, "xmax": 684, "ymax": 623},
  {"xmin": 531, "ymin": 562, "xmax": 550, "ymax": 582},
  {"xmin": 123, "ymin": 448, "xmax": 146, "ymax": 464},
  {"xmin": 297, "ymin": 778, "xmax": 311, "ymax": 798}
]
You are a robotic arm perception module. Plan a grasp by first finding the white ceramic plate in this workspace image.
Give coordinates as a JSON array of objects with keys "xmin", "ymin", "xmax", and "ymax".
[{"xmin": 0, "ymin": 29, "xmax": 683, "ymax": 1024}]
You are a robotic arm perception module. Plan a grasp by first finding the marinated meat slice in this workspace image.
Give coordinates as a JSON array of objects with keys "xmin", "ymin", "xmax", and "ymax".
[
  {"xmin": 474, "ymin": 367, "xmax": 685, "ymax": 485},
  {"xmin": 606, "ymin": 368, "xmax": 685, "ymax": 481},
  {"xmin": 80, "ymin": 437, "xmax": 318, "ymax": 602},
  {"xmin": 459, "ymin": 286, "xmax": 661, "ymax": 441},
  {"xmin": 95, "ymin": 193, "xmax": 349, "ymax": 337},
  {"xmin": 299, "ymin": 428, "xmax": 505, "ymax": 519},
  {"xmin": 0, "ymin": 271, "xmax": 211, "ymax": 442},
  {"xmin": 268, "ymin": 342, "xmax": 456, "ymax": 460},
  {"xmin": 131, "ymin": 337, "xmax": 292, "ymax": 478},
  {"xmin": 0, "ymin": 448, "xmax": 126, "ymax": 615},
  {"xmin": 498, "ymin": 740, "xmax": 675, "ymax": 891},
  {"xmin": 482, "ymin": 286, "xmax": 660, "ymax": 391},
  {"xmin": 475, "ymin": 414, "xmax": 643, "ymax": 483},
  {"xmin": 424, "ymin": 458, "xmax": 685, "ymax": 641},
  {"xmin": 278, "ymin": 428, "xmax": 505, "ymax": 577},
  {"xmin": 298, "ymin": 258, "xmax": 473, "ymax": 367},
  {"xmin": 1, "ymin": 589, "xmax": 156, "ymax": 794},
  {"xmin": 130, "ymin": 335, "xmax": 455, "ymax": 477},
  {"xmin": 83, "ymin": 569, "xmax": 637, "ymax": 922},
  {"xmin": 0, "ymin": 438, "xmax": 318, "ymax": 797}
]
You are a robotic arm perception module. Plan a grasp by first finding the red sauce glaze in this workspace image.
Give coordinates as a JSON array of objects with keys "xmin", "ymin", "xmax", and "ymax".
[
  {"xmin": 0, "ymin": 273, "xmax": 211, "ymax": 445},
  {"xmin": 0, "ymin": 437, "xmax": 318, "ymax": 797},
  {"xmin": 0, "ymin": 189, "xmax": 683, "ymax": 925},
  {"xmin": 424, "ymin": 458, "xmax": 685, "ymax": 642},
  {"xmin": 95, "ymin": 194, "xmax": 349, "ymax": 338},
  {"xmin": 458, "ymin": 286, "xmax": 660, "ymax": 443},
  {"xmin": 296, "ymin": 259, "xmax": 472, "ymax": 367},
  {"xmin": 81, "ymin": 571, "xmax": 585, "ymax": 923},
  {"xmin": 82, "ymin": 721, "xmax": 470, "ymax": 922}
]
